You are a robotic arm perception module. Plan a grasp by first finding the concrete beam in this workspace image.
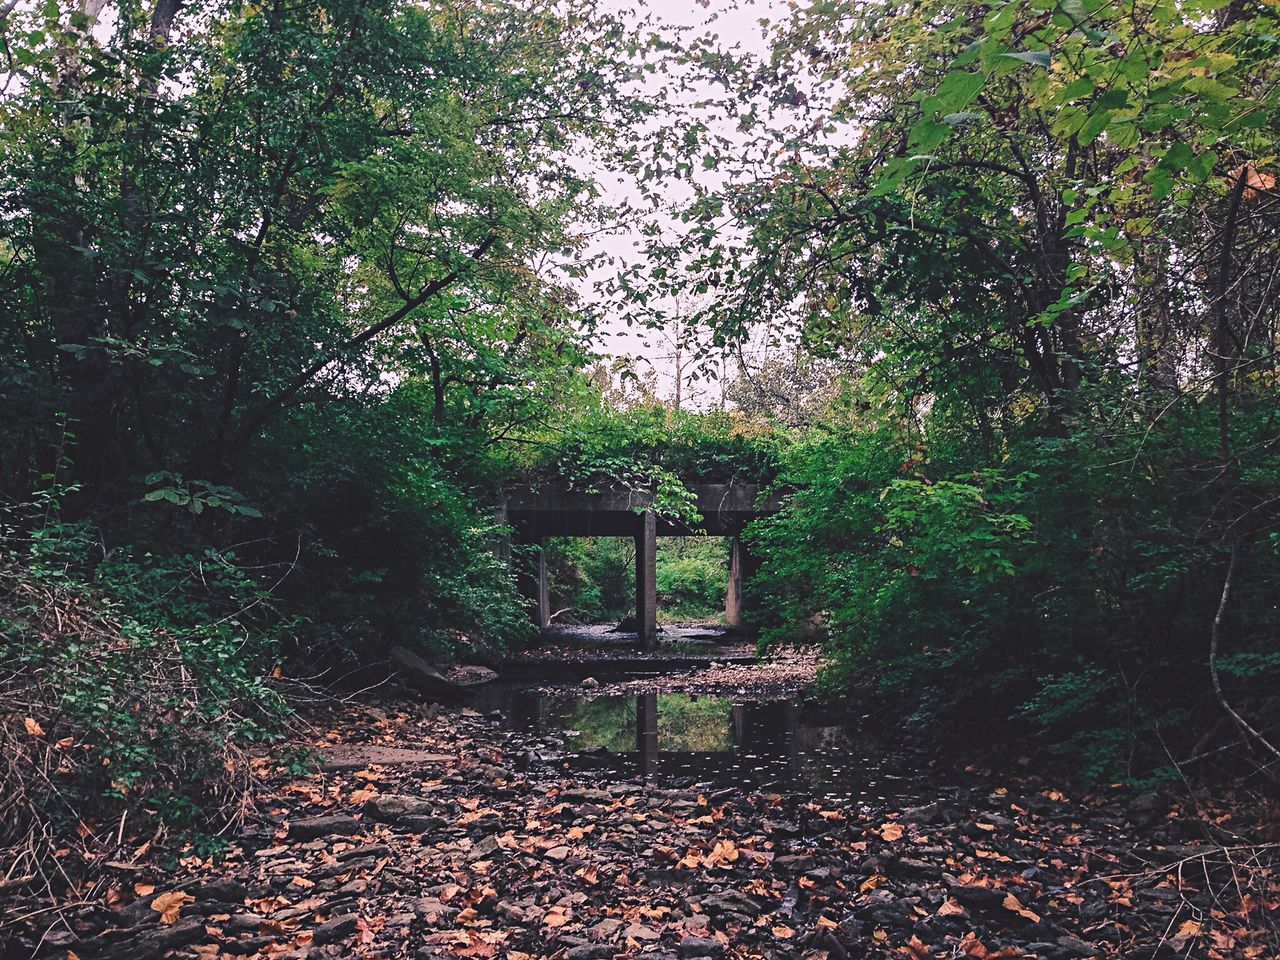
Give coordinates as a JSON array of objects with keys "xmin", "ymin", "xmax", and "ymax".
[{"xmin": 505, "ymin": 483, "xmax": 783, "ymax": 539}]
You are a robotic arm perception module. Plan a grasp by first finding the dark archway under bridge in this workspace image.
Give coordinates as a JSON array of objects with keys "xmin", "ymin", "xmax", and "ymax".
[{"xmin": 500, "ymin": 483, "xmax": 782, "ymax": 648}]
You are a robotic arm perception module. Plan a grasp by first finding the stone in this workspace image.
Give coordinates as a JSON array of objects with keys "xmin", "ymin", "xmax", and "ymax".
[
  {"xmin": 413, "ymin": 899, "xmax": 459, "ymax": 924},
  {"xmin": 469, "ymin": 835, "xmax": 501, "ymax": 859},
  {"xmin": 366, "ymin": 794, "xmax": 436, "ymax": 822},
  {"xmin": 698, "ymin": 890, "xmax": 761, "ymax": 917},
  {"xmin": 495, "ymin": 901, "xmax": 525, "ymax": 922},
  {"xmin": 567, "ymin": 947, "xmax": 614, "ymax": 960},
  {"xmin": 678, "ymin": 935, "xmax": 725, "ymax": 957},
  {"xmin": 186, "ymin": 878, "xmax": 248, "ymax": 903},
  {"xmin": 1054, "ymin": 936, "xmax": 1101, "ymax": 958},
  {"xmin": 112, "ymin": 916, "xmax": 205, "ymax": 960},
  {"xmin": 289, "ymin": 815, "xmax": 360, "ymax": 840},
  {"xmin": 390, "ymin": 645, "xmax": 465, "ymax": 700},
  {"xmin": 624, "ymin": 923, "xmax": 661, "ymax": 942},
  {"xmin": 772, "ymin": 854, "xmax": 817, "ymax": 873},
  {"xmin": 544, "ymin": 845, "xmax": 571, "ymax": 862},
  {"xmin": 338, "ymin": 844, "xmax": 393, "ymax": 861},
  {"xmin": 313, "ymin": 914, "xmax": 359, "ymax": 945},
  {"xmin": 588, "ymin": 918, "xmax": 624, "ymax": 941},
  {"xmin": 949, "ymin": 884, "xmax": 1007, "ymax": 911}
]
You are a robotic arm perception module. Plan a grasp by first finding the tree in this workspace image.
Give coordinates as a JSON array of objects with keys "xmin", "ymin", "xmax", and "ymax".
[{"xmin": 0, "ymin": 0, "xmax": 652, "ymax": 505}]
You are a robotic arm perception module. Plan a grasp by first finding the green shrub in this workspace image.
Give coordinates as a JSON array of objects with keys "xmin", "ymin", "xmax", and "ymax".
[
  {"xmin": 0, "ymin": 516, "xmax": 291, "ymax": 873},
  {"xmin": 747, "ymin": 397, "xmax": 1280, "ymax": 784}
]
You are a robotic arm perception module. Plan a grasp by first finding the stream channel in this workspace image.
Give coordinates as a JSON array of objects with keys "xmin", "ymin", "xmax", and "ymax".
[{"xmin": 471, "ymin": 625, "xmax": 919, "ymax": 808}]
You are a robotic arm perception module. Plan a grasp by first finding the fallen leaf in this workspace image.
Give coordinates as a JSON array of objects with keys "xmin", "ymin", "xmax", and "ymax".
[
  {"xmin": 1001, "ymin": 892, "xmax": 1041, "ymax": 923},
  {"xmin": 899, "ymin": 935, "xmax": 931, "ymax": 959},
  {"xmin": 880, "ymin": 822, "xmax": 904, "ymax": 842},
  {"xmin": 771, "ymin": 924, "xmax": 795, "ymax": 939},
  {"xmin": 150, "ymin": 891, "xmax": 194, "ymax": 924},
  {"xmin": 542, "ymin": 906, "xmax": 571, "ymax": 928},
  {"xmin": 24, "ymin": 717, "xmax": 44, "ymax": 737},
  {"xmin": 133, "ymin": 882, "xmax": 156, "ymax": 897},
  {"xmin": 937, "ymin": 898, "xmax": 967, "ymax": 917}
]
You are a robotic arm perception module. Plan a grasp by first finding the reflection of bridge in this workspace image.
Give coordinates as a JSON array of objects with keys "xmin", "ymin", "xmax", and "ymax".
[{"xmin": 500, "ymin": 484, "xmax": 782, "ymax": 646}]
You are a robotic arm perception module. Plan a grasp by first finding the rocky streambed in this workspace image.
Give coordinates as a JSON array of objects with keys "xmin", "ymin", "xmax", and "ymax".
[{"xmin": 16, "ymin": 680, "xmax": 1279, "ymax": 960}]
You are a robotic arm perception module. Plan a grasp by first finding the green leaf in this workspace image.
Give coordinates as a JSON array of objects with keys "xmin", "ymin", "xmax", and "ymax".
[
  {"xmin": 1000, "ymin": 49, "xmax": 1050, "ymax": 68},
  {"xmin": 1057, "ymin": 77, "xmax": 1095, "ymax": 102},
  {"xmin": 1157, "ymin": 142, "xmax": 1195, "ymax": 173},
  {"xmin": 1078, "ymin": 109, "xmax": 1112, "ymax": 145},
  {"xmin": 908, "ymin": 117, "xmax": 951, "ymax": 151},
  {"xmin": 932, "ymin": 70, "xmax": 985, "ymax": 113}
]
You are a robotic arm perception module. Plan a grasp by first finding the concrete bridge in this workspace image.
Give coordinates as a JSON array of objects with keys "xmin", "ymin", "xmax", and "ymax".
[{"xmin": 500, "ymin": 483, "xmax": 782, "ymax": 647}]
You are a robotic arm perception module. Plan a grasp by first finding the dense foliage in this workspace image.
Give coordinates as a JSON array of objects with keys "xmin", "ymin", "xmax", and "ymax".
[
  {"xmin": 0, "ymin": 0, "xmax": 664, "ymax": 872},
  {"xmin": 546, "ymin": 535, "xmax": 729, "ymax": 624},
  {"xmin": 640, "ymin": 0, "xmax": 1280, "ymax": 782}
]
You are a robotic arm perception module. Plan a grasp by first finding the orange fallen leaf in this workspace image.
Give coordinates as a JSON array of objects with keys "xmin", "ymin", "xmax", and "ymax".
[
  {"xmin": 542, "ymin": 906, "xmax": 571, "ymax": 928},
  {"xmin": 1001, "ymin": 892, "xmax": 1041, "ymax": 923},
  {"xmin": 24, "ymin": 717, "xmax": 44, "ymax": 737},
  {"xmin": 900, "ymin": 935, "xmax": 931, "ymax": 959},
  {"xmin": 771, "ymin": 924, "xmax": 795, "ymax": 939},
  {"xmin": 880, "ymin": 822, "xmax": 904, "ymax": 842},
  {"xmin": 150, "ymin": 890, "xmax": 194, "ymax": 924}
]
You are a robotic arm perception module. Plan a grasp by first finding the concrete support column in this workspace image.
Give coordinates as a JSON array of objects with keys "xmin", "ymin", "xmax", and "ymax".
[
  {"xmin": 516, "ymin": 536, "xmax": 550, "ymax": 629},
  {"xmin": 725, "ymin": 535, "xmax": 759, "ymax": 629},
  {"xmin": 635, "ymin": 509, "xmax": 658, "ymax": 648}
]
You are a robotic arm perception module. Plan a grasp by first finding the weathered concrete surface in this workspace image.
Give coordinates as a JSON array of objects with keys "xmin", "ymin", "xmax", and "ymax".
[
  {"xmin": 724, "ymin": 536, "xmax": 762, "ymax": 628},
  {"xmin": 504, "ymin": 483, "xmax": 782, "ymax": 538},
  {"xmin": 636, "ymin": 509, "xmax": 658, "ymax": 647},
  {"xmin": 504, "ymin": 483, "xmax": 783, "ymax": 642}
]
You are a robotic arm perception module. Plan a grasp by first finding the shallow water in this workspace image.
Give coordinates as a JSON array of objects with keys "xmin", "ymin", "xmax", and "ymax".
[{"xmin": 474, "ymin": 687, "xmax": 918, "ymax": 807}]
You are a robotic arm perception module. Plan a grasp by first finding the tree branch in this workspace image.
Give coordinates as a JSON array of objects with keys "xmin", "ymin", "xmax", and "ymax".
[{"xmin": 231, "ymin": 233, "xmax": 497, "ymax": 449}]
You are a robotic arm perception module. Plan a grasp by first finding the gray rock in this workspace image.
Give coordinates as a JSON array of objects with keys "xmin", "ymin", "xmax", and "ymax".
[
  {"xmin": 289, "ymin": 814, "xmax": 361, "ymax": 840},
  {"xmin": 949, "ymin": 883, "xmax": 1007, "ymax": 911},
  {"xmin": 1054, "ymin": 936, "xmax": 1100, "ymax": 958},
  {"xmin": 678, "ymin": 935, "xmax": 725, "ymax": 957},
  {"xmin": 413, "ymin": 899, "xmax": 459, "ymax": 925},
  {"xmin": 366, "ymin": 794, "xmax": 436, "ymax": 822},
  {"xmin": 112, "ymin": 916, "xmax": 205, "ymax": 960},
  {"xmin": 589, "ymin": 918, "xmax": 624, "ymax": 941},
  {"xmin": 567, "ymin": 947, "xmax": 614, "ymax": 960},
  {"xmin": 469, "ymin": 835, "xmax": 502, "ymax": 859},
  {"xmin": 338, "ymin": 844, "xmax": 392, "ymax": 861},
  {"xmin": 390, "ymin": 645, "xmax": 464, "ymax": 699},
  {"xmin": 624, "ymin": 923, "xmax": 661, "ymax": 942},
  {"xmin": 313, "ymin": 914, "xmax": 359, "ymax": 945},
  {"xmin": 697, "ymin": 890, "xmax": 761, "ymax": 917}
]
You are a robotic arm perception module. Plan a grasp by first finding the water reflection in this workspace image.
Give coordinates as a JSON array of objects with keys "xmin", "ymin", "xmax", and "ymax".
[{"xmin": 476, "ymin": 688, "xmax": 916, "ymax": 805}]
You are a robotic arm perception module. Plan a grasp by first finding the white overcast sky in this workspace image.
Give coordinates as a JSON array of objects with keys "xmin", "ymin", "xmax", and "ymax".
[{"xmin": 587, "ymin": 0, "xmax": 783, "ymax": 408}]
